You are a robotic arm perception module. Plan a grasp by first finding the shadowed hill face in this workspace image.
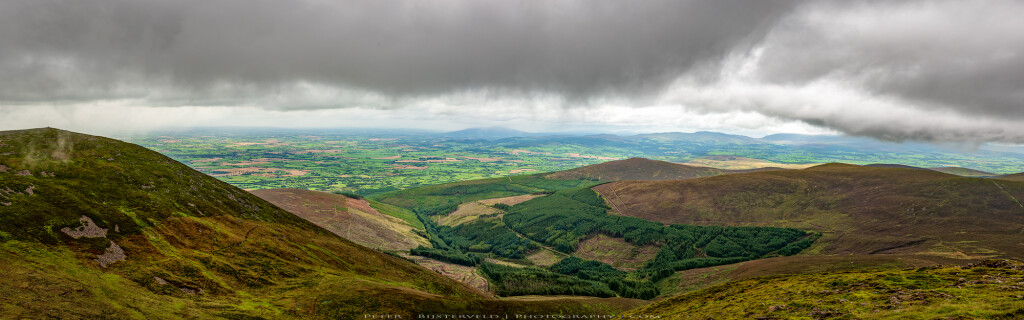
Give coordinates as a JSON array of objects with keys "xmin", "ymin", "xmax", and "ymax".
[
  {"xmin": 595, "ymin": 163, "xmax": 1024, "ymax": 258},
  {"xmin": 546, "ymin": 157, "xmax": 727, "ymax": 181},
  {"xmin": 0, "ymin": 128, "xmax": 643, "ymax": 318}
]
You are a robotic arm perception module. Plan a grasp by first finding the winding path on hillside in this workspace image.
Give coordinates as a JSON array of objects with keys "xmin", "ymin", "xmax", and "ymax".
[{"xmin": 991, "ymin": 180, "xmax": 1024, "ymax": 211}]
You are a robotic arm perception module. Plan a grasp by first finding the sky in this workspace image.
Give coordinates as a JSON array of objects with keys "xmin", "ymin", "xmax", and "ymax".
[{"xmin": 0, "ymin": 0, "xmax": 1022, "ymax": 142}]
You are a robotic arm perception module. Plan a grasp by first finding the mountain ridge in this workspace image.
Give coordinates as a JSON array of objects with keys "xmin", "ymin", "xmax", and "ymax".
[
  {"xmin": 545, "ymin": 157, "xmax": 729, "ymax": 181},
  {"xmin": 442, "ymin": 126, "xmax": 533, "ymax": 138}
]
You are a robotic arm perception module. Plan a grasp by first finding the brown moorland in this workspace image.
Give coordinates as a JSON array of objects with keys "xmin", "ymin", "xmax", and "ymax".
[
  {"xmin": 251, "ymin": 188, "xmax": 429, "ymax": 251},
  {"xmin": 594, "ymin": 163, "xmax": 1024, "ymax": 259},
  {"xmin": 545, "ymin": 157, "xmax": 729, "ymax": 181},
  {"xmin": 998, "ymin": 172, "xmax": 1024, "ymax": 182},
  {"xmin": 682, "ymin": 155, "xmax": 819, "ymax": 170},
  {"xmin": 929, "ymin": 166, "xmax": 996, "ymax": 177}
]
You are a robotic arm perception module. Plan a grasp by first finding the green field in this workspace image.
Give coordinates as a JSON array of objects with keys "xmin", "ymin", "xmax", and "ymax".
[
  {"xmin": 124, "ymin": 130, "xmax": 632, "ymax": 194},
  {"xmin": 122, "ymin": 129, "xmax": 1024, "ymax": 197}
]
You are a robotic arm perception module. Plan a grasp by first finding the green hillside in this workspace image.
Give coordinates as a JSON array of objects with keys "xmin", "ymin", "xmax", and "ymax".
[
  {"xmin": 0, "ymin": 128, "xmax": 642, "ymax": 318},
  {"xmin": 626, "ymin": 259, "xmax": 1024, "ymax": 319}
]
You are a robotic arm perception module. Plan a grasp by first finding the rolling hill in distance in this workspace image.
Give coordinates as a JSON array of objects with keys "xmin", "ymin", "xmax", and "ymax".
[
  {"xmin": 999, "ymin": 173, "xmax": 1024, "ymax": 182},
  {"xmin": 441, "ymin": 126, "xmax": 538, "ymax": 139},
  {"xmin": 545, "ymin": 157, "xmax": 730, "ymax": 181},
  {"xmin": 124, "ymin": 126, "xmax": 1024, "ymax": 194}
]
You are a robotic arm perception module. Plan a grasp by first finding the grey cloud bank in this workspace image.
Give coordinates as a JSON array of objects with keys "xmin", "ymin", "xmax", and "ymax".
[{"xmin": 0, "ymin": 0, "xmax": 1022, "ymax": 143}]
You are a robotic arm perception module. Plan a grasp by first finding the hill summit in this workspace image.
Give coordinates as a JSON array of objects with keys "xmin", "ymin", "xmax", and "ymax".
[{"xmin": 545, "ymin": 157, "xmax": 727, "ymax": 181}]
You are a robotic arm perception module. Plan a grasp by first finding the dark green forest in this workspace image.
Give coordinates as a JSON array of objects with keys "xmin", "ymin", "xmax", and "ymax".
[{"xmin": 405, "ymin": 183, "xmax": 815, "ymax": 299}]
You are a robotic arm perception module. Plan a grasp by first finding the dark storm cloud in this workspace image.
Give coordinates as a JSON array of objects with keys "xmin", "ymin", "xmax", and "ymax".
[
  {"xmin": 752, "ymin": 0, "xmax": 1024, "ymax": 120},
  {"xmin": 1, "ymin": 0, "xmax": 1023, "ymax": 143},
  {"xmin": 0, "ymin": 0, "xmax": 796, "ymax": 102}
]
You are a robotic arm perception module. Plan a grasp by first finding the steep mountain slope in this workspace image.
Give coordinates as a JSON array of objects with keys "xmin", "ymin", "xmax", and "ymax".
[
  {"xmin": 545, "ymin": 157, "xmax": 728, "ymax": 181},
  {"xmin": 0, "ymin": 128, "xmax": 643, "ymax": 318},
  {"xmin": 594, "ymin": 163, "xmax": 1024, "ymax": 259},
  {"xmin": 251, "ymin": 188, "xmax": 428, "ymax": 251}
]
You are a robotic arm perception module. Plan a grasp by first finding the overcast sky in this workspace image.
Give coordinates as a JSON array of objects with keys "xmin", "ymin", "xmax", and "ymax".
[{"xmin": 1, "ymin": 0, "xmax": 1022, "ymax": 141}]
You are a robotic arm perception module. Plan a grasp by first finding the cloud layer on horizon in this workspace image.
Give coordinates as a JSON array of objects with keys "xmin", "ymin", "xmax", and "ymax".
[{"xmin": 0, "ymin": 0, "xmax": 1022, "ymax": 142}]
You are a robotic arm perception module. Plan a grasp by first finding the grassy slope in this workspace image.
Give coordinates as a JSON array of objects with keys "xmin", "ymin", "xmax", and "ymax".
[
  {"xmin": 682, "ymin": 155, "xmax": 819, "ymax": 170},
  {"xmin": 368, "ymin": 199, "xmax": 424, "ymax": 229},
  {"xmin": 627, "ymin": 259, "xmax": 1024, "ymax": 319},
  {"xmin": 437, "ymin": 201, "xmax": 501, "ymax": 227},
  {"xmin": 0, "ymin": 128, "xmax": 643, "ymax": 318},
  {"xmin": 594, "ymin": 163, "xmax": 1024, "ymax": 259},
  {"xmin": 435, "ymin": 195, "xmax": 542, "ymax": 227},
  {"xmin": 574, "ymin": 234, "xmax": 660, "ymax": 270},
  {"xmin": 654, "ymin": 254, "xmax": 973, "ymax": 299},
  {"xmin": 999, "ymin": 173, "xmax": 1024, "ymax": 182},
  {"xmin": 250, "ymin": 188, "xmax": 429, "ymax": 251},
  {"xmin": 370, "ymin": 174, "xmax": 595, "ymax": 215},
  {"xmin": 929, "ymin": 167, "xmax": 996, "ymax": 177}
]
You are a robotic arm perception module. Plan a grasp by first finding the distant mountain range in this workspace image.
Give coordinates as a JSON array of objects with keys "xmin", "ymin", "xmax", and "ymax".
[
  {"xmin": 445, "ymin": 126, "xmax": 1024, "ymax": 153},
  {"xmin": 442, "ymin": 126, "xmax": 537, "ymax": 138},
  {"xmin": 435, "ymin": 127, "xmax": 1024, "ymax": 174}
]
